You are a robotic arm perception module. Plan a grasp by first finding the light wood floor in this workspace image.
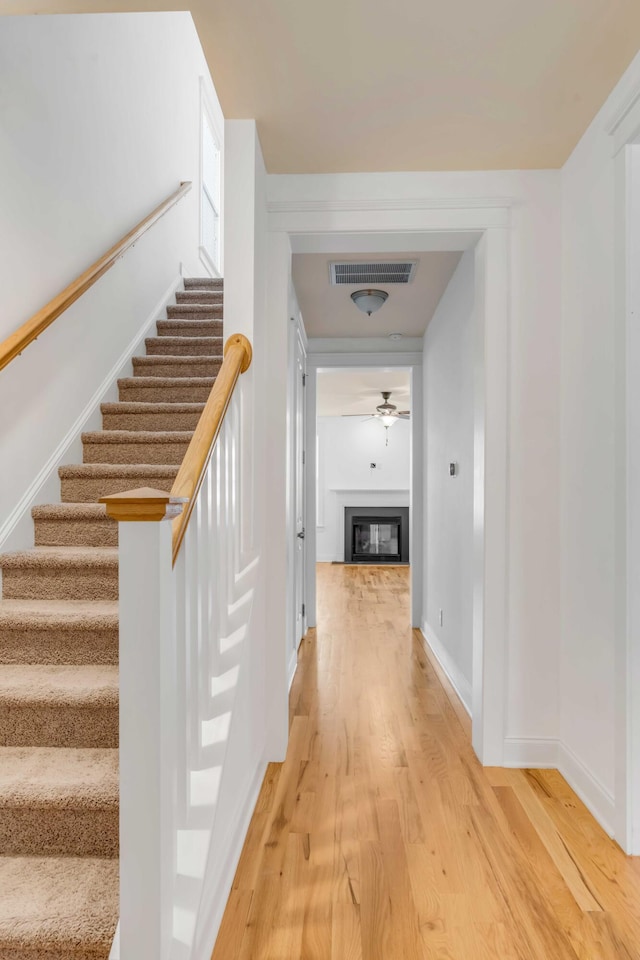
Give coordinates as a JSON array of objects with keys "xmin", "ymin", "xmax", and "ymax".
[{"xmin": 212, "ymin": 563, "xmax": 640, "ymax": 959}]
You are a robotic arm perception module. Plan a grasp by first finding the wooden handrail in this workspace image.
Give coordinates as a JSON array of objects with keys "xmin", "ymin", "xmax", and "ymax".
[
  {"xmin": 170, "ymin": 333, "xmax": 252, "ymax": 564},
  {"xmin": 0, "ymin": 181, "xmax": 192, "ymax": 373}
]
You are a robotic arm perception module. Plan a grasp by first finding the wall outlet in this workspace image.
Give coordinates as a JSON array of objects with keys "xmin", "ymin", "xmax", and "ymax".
[{"xmin": 439, "ymin": 609, "xmax": 444, "ymax": 627}]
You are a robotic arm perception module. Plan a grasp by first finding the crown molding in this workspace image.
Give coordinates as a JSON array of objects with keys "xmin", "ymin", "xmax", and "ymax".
[
  {"xmin": 267, "ymin": 196, "xmax": 515, "ymax": 214},
  {"xmin": 308, "ymin": 350, "xmax": 422, "ymax": 368}
]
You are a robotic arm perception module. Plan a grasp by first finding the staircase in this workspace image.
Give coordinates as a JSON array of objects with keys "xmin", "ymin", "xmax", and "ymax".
[{"xmin": 0, "ymin": 278, "xmax": 223, "ymax": 960}]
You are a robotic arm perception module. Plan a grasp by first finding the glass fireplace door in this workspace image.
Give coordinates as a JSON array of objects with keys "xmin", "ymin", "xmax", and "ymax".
[{"xmin": 352, "ymin": 517, "xmax": 401, "ymax": 562}]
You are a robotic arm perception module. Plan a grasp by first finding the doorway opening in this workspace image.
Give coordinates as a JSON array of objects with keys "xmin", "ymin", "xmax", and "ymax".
[
  {"xmin": 269, "ymin": 213, "xmax": 510, "ymax": 768},
  {"xmin": 310, "ymin": 364, "xmax": 414, "ymax": 635}
]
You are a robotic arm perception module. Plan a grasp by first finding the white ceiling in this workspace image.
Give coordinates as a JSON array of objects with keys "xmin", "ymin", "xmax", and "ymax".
[
  {"xmin": 9, "ymin": 1, "xmax": 640, "ymax": 172},
  {"xmin": 293, "ymin": 252, "xmax": 462, "ymax": 339},
  {"xmin": 317, "ymin": 369, "xmax": 410, "ymax": 417}
]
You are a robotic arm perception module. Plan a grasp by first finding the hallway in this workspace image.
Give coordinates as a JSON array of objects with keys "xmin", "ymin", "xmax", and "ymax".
[{"xmin": 212, "ymin": 565, "xmax": 640, "ymax": 960}]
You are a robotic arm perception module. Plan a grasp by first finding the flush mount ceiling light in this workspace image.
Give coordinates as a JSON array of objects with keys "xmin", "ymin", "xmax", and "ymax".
[{"xmin": 350, "ymin": 288, "xmax": 388, "ymax": 316}]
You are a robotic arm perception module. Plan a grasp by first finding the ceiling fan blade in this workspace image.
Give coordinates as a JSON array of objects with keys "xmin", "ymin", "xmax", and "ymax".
[
  {"xmin": 341, "ymin": 413, "xmax": 375, "ymax": 418},
  {"xmin": 397, "ymin": 413, "xmax": 411, "ymax": 420}
]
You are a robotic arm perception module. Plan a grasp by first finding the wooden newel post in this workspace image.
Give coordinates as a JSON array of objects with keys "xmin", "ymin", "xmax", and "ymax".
[{"xmin": 100, "ymin": 487, "xmax": 187, "ymax": 960}]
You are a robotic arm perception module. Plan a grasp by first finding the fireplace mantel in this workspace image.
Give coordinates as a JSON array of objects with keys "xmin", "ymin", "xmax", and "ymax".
[{"xmin": 330, "ymin": 487, "xmax": 409, "ymax": 495}]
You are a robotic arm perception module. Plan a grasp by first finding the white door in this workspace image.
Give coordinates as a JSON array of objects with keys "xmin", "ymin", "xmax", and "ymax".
[{"xmin": 294, "ymin": 329, "xmax": 307, "ymax": 647}]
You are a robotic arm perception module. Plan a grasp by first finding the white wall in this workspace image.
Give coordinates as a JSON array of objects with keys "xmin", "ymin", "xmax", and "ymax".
[
  {"xmin": 559, "ymin": 51, "xmax": 640, "ymax": 834},
  {"xmin": 0, "ymin": 13, "xmax": 222, "ymax": 548},
  {"xmin": 422, "ymin": 251, "xmax": 475, "ymax": 704},
  {"xmin": 316, "ymin": 415, "xmax": 411, "ymax": 561}
]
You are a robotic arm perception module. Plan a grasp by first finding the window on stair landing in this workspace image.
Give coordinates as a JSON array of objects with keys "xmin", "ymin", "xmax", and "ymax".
[{"xmin": 200, "ymin": 102, "xmax": 221, "ymax": 275}]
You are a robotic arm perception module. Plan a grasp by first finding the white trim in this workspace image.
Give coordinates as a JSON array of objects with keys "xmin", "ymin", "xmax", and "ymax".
[
  {"xmin": 316, "ymin": 428, "xmax": 325, "ymax": 529},
  {"xmin": 606, "ymin": 70, "xmax": 640, "ymax": 155},
  {"xmin": 194, "ymin": 760, "xmax": 268, "ymax": 957},
  {"xmin": 288, "ymin": 649, "xmax": 298, "ymax": 691},
  {"xmin": 410, "ymin": 363, "xmax": 424, "ymax": 627},
  {"xmin": 612, "ymin": 105, "xmax": 640, "ymax": 852},
  {"xmin": 420, "ymin": 622, "xmax": 472, "ymax": 716},
  {"xmin": 307, "ymin": 337, "xmax": 423, "ymax": 356},
  {"xmin": 558, "ymin": 741, "xmax": 616, "ymax": 838},
  {"xmin": 329, "ymin": 487, "xmax": 410, "ymax": 495},
  {"xmin": 268, "ymin": 197, "xmax": 510, "ymax": 770},
  {"xmin": 268, "ymin": 196, "xmax": 514, "ymax": 214},
  {"xmin": 108, "ymin": 922, "xmax": 120, "ymax": 960},
  {"xmin": 308, "ymin": 351, "xmax": 422, "ymax": 369},
  {"xmin": 269, "ymin": 208, "xmax": 509, "ymax": 237},
  {"xmin": 0, "ymin": 274, "xmax": 183, "ymax": 554},
  {"xmin": 503, "ymin": 738, "xmax": 558, "ymax": 768}
]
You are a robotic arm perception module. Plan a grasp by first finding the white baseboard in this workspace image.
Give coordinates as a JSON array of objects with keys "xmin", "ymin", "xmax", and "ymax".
[
  {"xmin": 108, "ymin": 922, "xmax": 120, "ymax": 960},
  {"xmin": 195, "ymin": 759, "xmax": 267, "ymax": 958},
  {"xmin": 0, "ymin": 274, "xmax": 184, "ymax": 554},
  {"xmin": 503, "ymin": 736, "xmax": 615, "ymax": 838},
  {"xmin": 288, "ymin": 648, "xmax": 298, "ymax": 691},
  {"xmin": 503, "ymin": 737, "xmax": 559, "ymax": 768},
  {"xmin": 420, "ymin": 620, "xmax": 472, "ymax": 716},
  {"xmin": 557, "ymin": 741, "xmax": 615, "ymax": 838}
]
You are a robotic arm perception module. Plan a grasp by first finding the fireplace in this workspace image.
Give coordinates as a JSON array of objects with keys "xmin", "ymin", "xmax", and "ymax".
[{"xmin": 344, "ymin": 506, "xmax": 410, "ymax": 564}]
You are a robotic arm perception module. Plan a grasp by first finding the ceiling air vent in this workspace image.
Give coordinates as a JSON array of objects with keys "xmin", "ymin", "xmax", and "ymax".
[{"xmin": 329, "ymin": 261, "xmax": 417, "ymax": 285}]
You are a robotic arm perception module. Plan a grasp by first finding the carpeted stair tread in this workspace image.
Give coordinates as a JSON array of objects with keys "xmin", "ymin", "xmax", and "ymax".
[
  {"xmin": 118, "ymin": 376, "xmax": 215, "ymax": 403},
  {"xmin": 59, "ymin": 463, "xmax": 178, "ymax": 478},
  {"xmin": 175, "ymin": 290, "xmax": 223, "ymax": 303},
  {"xmin": 0, "ymin": 548, "xmax": 118, "ymax": 573},
  {"xmin": 0, "ymin": 747, "xmax": 118, "ymax": 808},
  {"xmin": 0, "ymin": 665, "xmax": 118, "ymax": 748},
  {"xmin": 145, "ymin": 335, "xmax": 223, "ymax": 356},
  {"xmin": 32, "ymin": 503, "xmax": 116, "ymax": 548},
  {"xmin": 82, "ymin": 429, "xmax": 194, "ymax": 444},
  {"xmin": 59, "ymin": 463, "xmax": 178, "ymax": 503},
  {"xmin": 0, "ymin": 665, "xmax": 118, "ymax": 707},
  {"xmin": 0, "ymin": 599, "xmax": 118, "ymax": 630},
  {"xmin": 183, "ymin": 276, "xmax": 223, "ymax": 289},
  {"xmin": 101, "ymin": 401, "xmax": 205, "ymax": 415},
  {"xmin": 156, "ymin": 318, "xmax": 222, "ymax": 337},
  {"xmin": 0, "ymin": 855, "xmax": 118, "ymax": 956},
  {"xmin": 166, "ymin": 303, "xmax": 223, "ymax": 319},
  {"xmin": 0, "ymin": 548, "xmax": 118, "ymax": 602},
  {"xmin": 0, "ymin": 547, "xmax": 118, "ymax": 570},
  {"xmin": 0, "ymin": 747, "xmax": 118, "ymax": 857},
  {"xmin": 101, "ymin": 400, "xmax": 205, "ymax": 432},
  {"xmin": 0, "ymin": 600, "xmax": 118, "ymax": 666},
  {"xmin": 32, "ymin": 503, "xmax": 110, "ymax": 522},
  {"xmin": 132, "ymin": 355, "xmax": 222, "ymax": 378},
  {"xmin": 82, "ymin": 431, "xmax": 193, "ymax": 466}
]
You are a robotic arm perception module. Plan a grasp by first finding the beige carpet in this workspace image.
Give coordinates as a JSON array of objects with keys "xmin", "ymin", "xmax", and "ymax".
[{"xmin": 0, "ymin": 277, "xmax": 222, "ymax": 958}]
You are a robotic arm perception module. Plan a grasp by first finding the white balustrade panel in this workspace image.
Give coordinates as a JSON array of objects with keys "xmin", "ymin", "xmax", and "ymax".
[{"xmin": 117, "ymin": 381, "xmax": 259, "ymax": 960}]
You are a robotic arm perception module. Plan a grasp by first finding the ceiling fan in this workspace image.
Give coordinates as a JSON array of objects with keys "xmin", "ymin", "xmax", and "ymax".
[{"xmin": 342, "ymin": 391, "xmax": 410, "ymax": 443}]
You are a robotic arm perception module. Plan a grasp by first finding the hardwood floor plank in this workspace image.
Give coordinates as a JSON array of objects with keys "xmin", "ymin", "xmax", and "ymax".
[
  {"xmin": 212, "ymin": 564, "xmax": 640, "ymax": 960},
  {"xmin": 331, "ymin": 902, "xmax": 363, "ymax": 960}
]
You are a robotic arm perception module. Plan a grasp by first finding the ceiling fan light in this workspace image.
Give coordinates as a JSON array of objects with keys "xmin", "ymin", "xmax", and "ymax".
[
  {"xmin": 350, "ymin": 289, "xmax": 388, "ymax": 316},
  {"xmin": 380, "ymin": 414, "xmax": 397, "ymax": 428}
]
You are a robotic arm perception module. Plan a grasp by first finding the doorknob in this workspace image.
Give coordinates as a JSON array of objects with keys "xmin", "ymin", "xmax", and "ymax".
[{"xmin": 297, "ymin": 528, "xmax": 305, "ymax": 539}]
